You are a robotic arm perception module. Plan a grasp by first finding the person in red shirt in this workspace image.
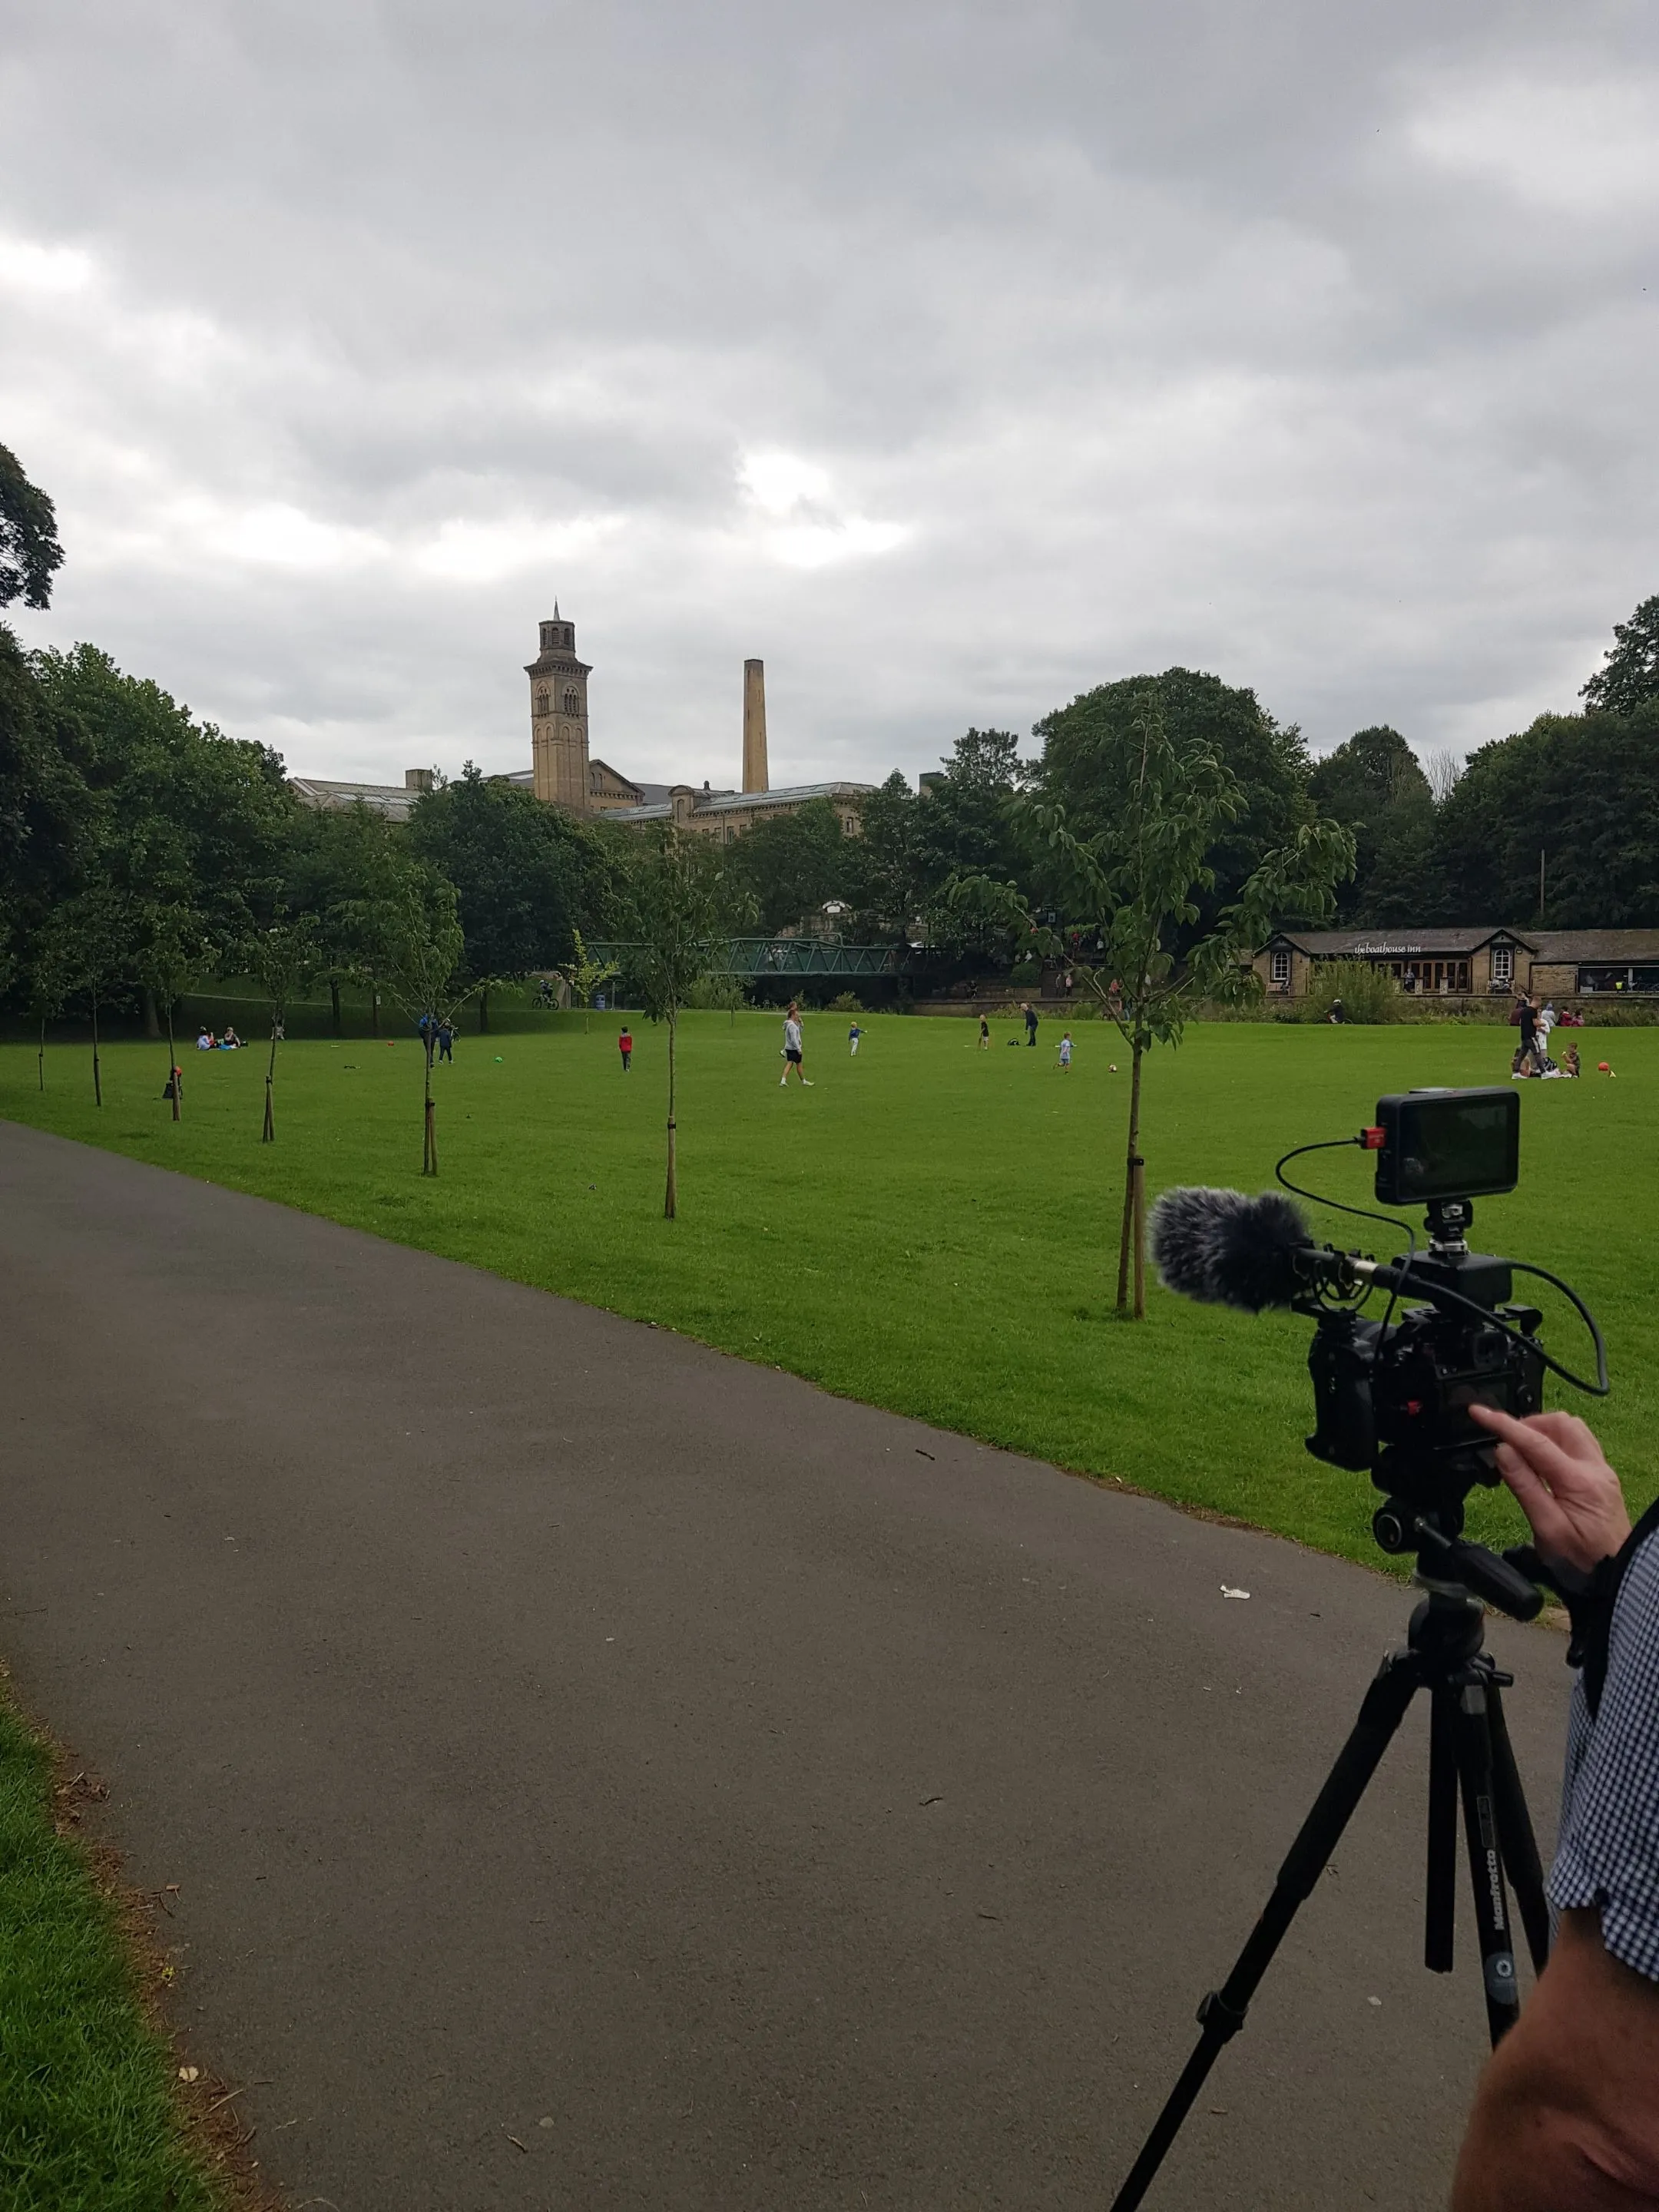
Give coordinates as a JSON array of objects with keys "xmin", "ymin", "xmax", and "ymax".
[{"xmin": 618, "ymin": 1025, "xmax": 632, "ymax": 1071}]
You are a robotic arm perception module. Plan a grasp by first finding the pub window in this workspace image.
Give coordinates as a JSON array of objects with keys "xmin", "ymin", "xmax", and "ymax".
[
  {"xmin": 1270, "ymin": 947, "xmax": 1291, "ymax": 988},
  {"xmin": 1490, "ymin": 943, "xmax": 1513, "ymax": 987}
]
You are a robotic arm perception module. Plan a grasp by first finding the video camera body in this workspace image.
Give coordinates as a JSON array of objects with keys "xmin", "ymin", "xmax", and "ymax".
[{"xmin": 1152, "ymin": 1087, "xmax": 1582, "ymax": 1619}]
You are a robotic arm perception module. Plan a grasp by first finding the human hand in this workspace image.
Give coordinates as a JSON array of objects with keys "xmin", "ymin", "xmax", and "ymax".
[{"xmin": 1469, "ymin": 1406, "xmax": 1631, "ymax": 1576}]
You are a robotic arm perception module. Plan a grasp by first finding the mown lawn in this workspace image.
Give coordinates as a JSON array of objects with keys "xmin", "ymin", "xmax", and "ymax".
[
  {"xmin": 3, "ymin": 1011, "xmax": 1654, "ymax": 1566},
  {"xmin": 0, "ymin": 1687, "xmax": 227, "ymax": 2210}
]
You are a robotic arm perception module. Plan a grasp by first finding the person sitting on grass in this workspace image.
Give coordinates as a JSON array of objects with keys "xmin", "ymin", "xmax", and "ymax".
[
  {"xmin": 1561, "ymin": 1042, "xmax": 1581, "ymax": 1078},
  {"xmin": 220, "ymin": 1025, "xmax": 242, "ymax": 1050},
  {"xmin": 196, "ymin": 1028, "xmax": 214, "ymax": 1050}
]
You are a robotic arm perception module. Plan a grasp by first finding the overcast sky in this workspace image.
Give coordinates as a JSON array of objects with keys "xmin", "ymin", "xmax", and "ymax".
[{"xmin": 2, "ymin": 2, "xmax": 1656, "ymax": 793}]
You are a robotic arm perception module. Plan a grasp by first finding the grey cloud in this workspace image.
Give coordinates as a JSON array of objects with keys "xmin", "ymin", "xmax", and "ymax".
[{"xmin": 2, "ymin": 0, "xmax": 1657, "ymax": 789}]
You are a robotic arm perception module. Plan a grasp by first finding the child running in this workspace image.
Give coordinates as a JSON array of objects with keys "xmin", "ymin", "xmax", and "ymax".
[
  {"xmin": 780, "ymin": 1002, "xmax": 812, "ymax": 1086},
  {"xmin": 848, "ymin": 1021, "xmax": 862, "ymax": 1057},
  {"xmin": 1058, "ymin": 1031, "xmax": 1073, "ymax": 1071},
  {"xmin": 978, "ymin": 1012, "xmax": 990, "ymax": 1049},
  {"xmin": 618, "ymin": 1025, "xmax": 632, "ymax": 1071}
]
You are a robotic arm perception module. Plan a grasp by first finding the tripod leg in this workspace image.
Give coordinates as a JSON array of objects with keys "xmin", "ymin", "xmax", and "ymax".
[
  {"xmin": 1450, "ymin": 1681, "xmax": 1522, "ymax": 2046},
  {"xmin": 1487, "ymin": 1681, "xmax": 1550, "ymax": 1977},
  {"xmin": 1108, "ymin": 1657, "xmax": 1421, "ymax": 2212},
  {"xmin": 1426, "ymin": 1684, "xmax": 1459, "ymax": 1974}
]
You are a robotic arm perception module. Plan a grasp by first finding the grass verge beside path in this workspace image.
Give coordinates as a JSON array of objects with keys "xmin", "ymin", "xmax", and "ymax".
[
  {"xmin": 3, "ymin": 1014, "xmax": 1654, "ymax": 1571},
  {"xmin": 0, "ymin": 1674, "xmax": 240, "ymax": 2211}
]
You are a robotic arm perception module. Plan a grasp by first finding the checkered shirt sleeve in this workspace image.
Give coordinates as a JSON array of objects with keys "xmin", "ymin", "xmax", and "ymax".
[{"xmin": 1546, "ymin": 1525, "xmax": 1659, "ymax": 1982}]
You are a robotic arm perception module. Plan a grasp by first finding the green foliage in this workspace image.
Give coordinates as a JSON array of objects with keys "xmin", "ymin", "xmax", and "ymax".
[
  {"xmin": 624, "ymin": 829, "xmax": 731, "ymax": 1023},
  {"xmin": 30, "ymin": 645, "xmax": 294, "ymax": 959},
  {"xmin": 1308, "ymin": 727, "xmax": 1438, "ymax": 925},
  {"xmin": 406, "ymin": 763, "xmax": 616, "ymax": 986},
  {"xmin": 827, "ymin": 991, "xmax": 863, "ymax": 1013},
  {"xmin": 1582, "ymin": 593, "xmax": 1659, "ymax": 716},
  {"xmin": 554, "ymin": 927, "xmax": 621, "ymax": 1025},
  {"xmin": 0, "ymin": 443, "xmax": 64, "ymax": 611},
  {"xmin": 1435, "ymin": 702, "xmax": 1659, "ymax": 926},
  {"xmin": 950, "ymin": 689, "xmax": 1352, "ymax": 1312},
  {"xmin": 0, "ymin": 624, "xmax": 92, "ymax": 976},
  {"xmin": 687, "ymin": 971, "xmax": 748, "ymax": 1011},
  {"xmin": 621, "ymin": 827, "xmax": 734, "ymax": 1217},
  {"xmin": 1033, "ymin": 667, "xmax": 1316, "ymax": 933},
  {"xmin": 1299, "ymin": 960, "xmax": 1405, "ymax": 1024},
  {"xmin": 721, "ymin": 796, "xmax": 853, "ymax": 933}
]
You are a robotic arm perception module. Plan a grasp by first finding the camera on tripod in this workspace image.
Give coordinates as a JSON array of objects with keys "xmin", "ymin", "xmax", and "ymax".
[
  {"xmin": 1108, "ymin": 1090, "xmax": 1612, "ymax": 2211},
  {"xmin": 1149, "ymin": 1084, "xmax": 1609, "ymax": 1622}
]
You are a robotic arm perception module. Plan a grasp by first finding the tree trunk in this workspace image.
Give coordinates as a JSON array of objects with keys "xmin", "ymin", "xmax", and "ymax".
[
  {"xmin": 329, "ymin": 979, "xmax": 342, "ymax": 1036},
  {"xmin": 664, "ymin": 1011, "xmax": 678, "ymax": 1220},
  {"xmin": 478, "ymin": 988, "xmax": 490, "ymax": 1034},
  {"xmin": 262, "ymin": 1015, "xmax": 277, "ymax": 1142},
  {"xmin": 1116, "ymin": 1040, "xmax": 1145, "ymax": 1316},
  {"xmin": 38, "ymin": 1016, "xmax": 45, "ymax": 1093},
  {"xmin": 422, "ymin": 1042, "xmax": 437, "ymax": 1175},
  {"xmin": 371, "ymin": 985, "xmax": 379, "ymax": 1037},
  {"xmin": 91, "ymin": 995, "xmax": 102, "ymax": 1108},
  {"xmin": 167, "ymin": 1004, "xmax": 180, "ymax": 1122},
  {"xmin": 142, "ymin": 985, "xmax": 161, "ymax": 1040}
]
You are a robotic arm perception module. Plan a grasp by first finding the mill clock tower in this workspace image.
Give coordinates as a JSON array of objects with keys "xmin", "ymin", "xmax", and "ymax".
[{"xmin": 525, "ymin": 607, "xmax": 591, "ymax": 812}]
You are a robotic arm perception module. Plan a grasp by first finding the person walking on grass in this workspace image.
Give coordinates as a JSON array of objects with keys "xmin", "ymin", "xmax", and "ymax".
[
  {"xmin": 1058, "ymin": 1031, "xmax": 1073, "ymax": 1071},
  {"xmin": 436, "ymin": 1018, "xmax": 454, "ymax": 1063},
  {"xmin": 618, "ymin": 1025, "xmax": 632, "ymax": 1072},
  {"xmin": 780, "ymin": 1002, "xmax": 811, "ymax": 1087},
  {"xmin": 979, "ymin": 1012, "xmax": 990, "ymax": 1050},
  {"xmin": 1022, "ymin": 1001, "xmax": 1038, "ymax": 1047}
]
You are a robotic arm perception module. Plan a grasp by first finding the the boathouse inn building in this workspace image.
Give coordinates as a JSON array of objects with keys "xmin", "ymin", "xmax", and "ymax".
[{"xmin": 1252, "ymin": 927, "xmax": 1659, "ymax": 1004}]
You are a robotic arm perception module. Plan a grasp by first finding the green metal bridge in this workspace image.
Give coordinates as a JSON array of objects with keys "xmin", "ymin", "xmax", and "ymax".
[{"xmin": 593, "ymin": 938, "xmax": 912, "ymax": 980}]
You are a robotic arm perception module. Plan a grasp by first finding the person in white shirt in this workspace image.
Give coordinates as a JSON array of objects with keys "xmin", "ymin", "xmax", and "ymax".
[{"xmin": 780, "ymin": 1003, "xmax": 811, "ymax": 1087}]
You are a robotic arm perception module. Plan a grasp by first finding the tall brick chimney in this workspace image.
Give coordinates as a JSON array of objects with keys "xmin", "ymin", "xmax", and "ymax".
[{"xmin": 742, "ymin": 658, "xmax": 769, "ymax": 795}]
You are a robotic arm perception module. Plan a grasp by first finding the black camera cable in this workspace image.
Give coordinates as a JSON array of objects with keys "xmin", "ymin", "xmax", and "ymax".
[{"xmin": 1273, "ymin": 1137, "xmax": 1610, "ymax": 1399}]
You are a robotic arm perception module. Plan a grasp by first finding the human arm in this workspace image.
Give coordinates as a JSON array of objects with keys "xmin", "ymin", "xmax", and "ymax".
[
  {"xmin": 1467, "ymin": 1406, "xmax": 1631, "ymax": 1575},
  {"xmin": 1451, "ymin": 1906, "xmax": 1659, "ymax": 2210}
]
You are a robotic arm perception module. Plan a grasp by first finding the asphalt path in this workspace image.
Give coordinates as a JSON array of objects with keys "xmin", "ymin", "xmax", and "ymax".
[{"xmin": 0, "ymin": 1121, "xmax": 1575, "ymax": 2210}]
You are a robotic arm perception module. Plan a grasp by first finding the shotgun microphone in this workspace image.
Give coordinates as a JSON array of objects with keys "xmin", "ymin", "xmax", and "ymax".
[{"xmin": 1150, "ymin": 1187, "xmax": 1353, "ymax": 1311}]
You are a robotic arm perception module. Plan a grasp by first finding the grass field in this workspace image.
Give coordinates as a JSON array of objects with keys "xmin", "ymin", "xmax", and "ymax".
[
  {"xmin": 3, "ymin": 1012, "xmax": 1654, "ymax": 1566},
  {"xmin": 0, "ymin": 1684, "xmax": 227, "ymax": 2210}
]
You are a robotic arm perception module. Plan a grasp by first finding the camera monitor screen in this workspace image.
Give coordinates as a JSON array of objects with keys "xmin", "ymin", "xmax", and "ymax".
[{"xmin": 1374, "ymin": 1087, "xmax": 1521, "ymax": 1206}]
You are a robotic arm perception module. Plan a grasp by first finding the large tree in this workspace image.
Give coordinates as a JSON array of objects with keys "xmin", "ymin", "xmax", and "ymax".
[
  {"xmin": 1307, "ymin": 726, "xmax": 1437, "ymax": 925},
  {"xmin": 1034, "ymin": 669, "xmax": 1315, "ymax": 934},
  {"xmin": 406, "ymin": 764, "xmax": 615, "ymax": 1025},
  {"xmin": 1435, "ymin": 704, "xmax": 1659, "ymax": 925},
  {"xmin": 30, "ymin": 645, "xmax": 294, "ymax": 1028},
  {"xmin": 0, "ymin": 443, "xmax": 64, "ymax": 611},
  {"xmin": 0, "ymin": 624, "xmax": 94, "ymax": 984},
  {"xmin": 281, "ymin": 800, "xmax": 429, "ymax": 1033},
  {"xmin": 723, "ymin": 796, "xmax": 854, "ymax": 934},
  {"xmin": 1582, "ymin": 594, "xmax": 1659, "ymax": 717}
]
